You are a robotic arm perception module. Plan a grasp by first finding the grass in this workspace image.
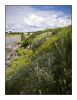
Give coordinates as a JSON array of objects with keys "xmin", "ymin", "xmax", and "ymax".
[
  {"xmin": 5, "ymin": 25, "xmax": 72, "ymax": 94},
  {"xmin": 6, "ymin": 33, "xmax": 21, "ymax": 38}
]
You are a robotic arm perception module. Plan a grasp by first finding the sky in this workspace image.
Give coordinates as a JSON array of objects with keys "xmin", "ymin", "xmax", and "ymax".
[{"xmin": 6, "ymin": 5, "xmax": 72, "ymax": 32}]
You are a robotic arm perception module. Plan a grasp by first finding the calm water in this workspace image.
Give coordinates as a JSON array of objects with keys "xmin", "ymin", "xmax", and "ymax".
[{"xmin": 6, "ymin": 36, "xmax": 21, "ymax": 46}]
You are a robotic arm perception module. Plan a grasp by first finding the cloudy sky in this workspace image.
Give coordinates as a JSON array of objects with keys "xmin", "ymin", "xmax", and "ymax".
[{"xmin": 6, "ymin": 5, "xmax": 72, "ymax": 32}]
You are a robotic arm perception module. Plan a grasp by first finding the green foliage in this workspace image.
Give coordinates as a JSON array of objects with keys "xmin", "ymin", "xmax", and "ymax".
[
  {"xmin": 6, "ymin": 25, "xmax": 72, "ymax": 94},
  {"xmin": 16, "ymin": 47, "xmax": 33, "ymax": 56},
  {"xmin": 16, "ymin": 47, "xmax": 26, "ymax": 56},
  {"xmin": 6, "ymin": 49, "xmax": 33, "ymax": 79},
  {"xmin": 21, "ymin": 39, "xmax": 32, "ymax": 47},
  {"xmin": 21, "ymin": 33, "xmax": 25, "ymax": 41},
  {"xmin": 6, "ymin": 56, "xmax": 29, "ymax": 78},
  {"xmin": 21, "ymin": 33, "xmax": 32, "ymax": 47},
  {"xmin": 31, "ymin": 32, "xmax": 52, "ymax": 51}
]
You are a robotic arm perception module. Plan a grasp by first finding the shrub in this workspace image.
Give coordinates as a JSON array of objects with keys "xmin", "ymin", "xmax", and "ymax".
[
  {"xmin": 31, "ymin": 32, "xmax": 52, "ymax": 51},
  {"xmin": 21, "ymin": 33, "xmax": 25, "ymax": 41},
  {"xmin": 16, "ymin": 47, "xmax": 26, "ymax": 56},
  {"xmin": 21, "ymin": 39, "xmax": 32, "ymax": 47}
]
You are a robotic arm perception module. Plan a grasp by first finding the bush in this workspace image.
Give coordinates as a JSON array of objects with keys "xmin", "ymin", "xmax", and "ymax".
[
  {"xmin": 21, "ymin": 39, "xmax": 32, "ymax": 47},
  {"xmin": 21, "ymin": 33, "xmax": 25, "ymax": 41},
  {"xmin": 31, "ymin": 32, "xmax": 52, "ymax": 51},
  {"xmin": 16, "ymin": 47, "xmax": 26, "ymax": 56}
]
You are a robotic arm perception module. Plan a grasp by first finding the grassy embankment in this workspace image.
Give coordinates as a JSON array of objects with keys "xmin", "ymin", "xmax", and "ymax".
[{"xmin": 6, "ymin": 26, "xmax": 72, "ymax": 94}]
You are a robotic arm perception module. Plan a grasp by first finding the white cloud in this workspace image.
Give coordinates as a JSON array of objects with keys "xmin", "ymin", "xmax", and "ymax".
[
  {"xmin": 6, "ymin": 6, "xmax": 71, "ymax": 32},
  {"xmin": 24, "ymin": 14, "xmax": 44, "ymax": 27}
]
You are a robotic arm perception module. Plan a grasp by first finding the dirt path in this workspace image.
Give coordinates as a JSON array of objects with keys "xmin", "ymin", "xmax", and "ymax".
[
  {"xmin": 5, "ymin": 43, "xmax": 21, "ymax": 67},
  {"xmin": 6, "ymin": 44, "xmax": 21, "ymax": 59}
]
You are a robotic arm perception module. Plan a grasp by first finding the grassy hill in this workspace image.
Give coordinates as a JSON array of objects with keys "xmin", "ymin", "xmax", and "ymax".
[{"xmin": 5, "ymin": 25, "xmax": 72, "ymax": 94}]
